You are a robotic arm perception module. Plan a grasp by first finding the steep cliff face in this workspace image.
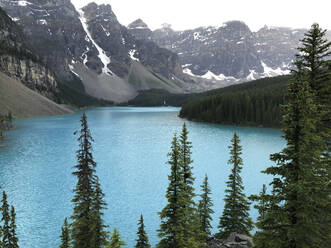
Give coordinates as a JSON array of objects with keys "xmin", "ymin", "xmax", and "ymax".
[
  {"xmin": 0, "ymin": 6, "xmax": 58, "ymax": 100},
  {"xmin": 0, "ymin": 55, "xmax": 58, "ymax": 99},
  {"xmin": 80, "ymin": 2, "xmax": 183, "ymax": 79},
  {"xmin": 0, "ymin": 0, "xmax": 94, "ymax": 82}
]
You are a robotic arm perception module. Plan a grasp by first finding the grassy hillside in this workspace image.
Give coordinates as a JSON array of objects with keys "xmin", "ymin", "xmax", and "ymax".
[{"xmin": 0, "ymin": 71, "xmax": 72, "ymax": 117}]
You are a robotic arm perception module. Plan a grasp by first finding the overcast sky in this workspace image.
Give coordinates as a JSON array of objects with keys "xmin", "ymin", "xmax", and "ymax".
[{"xmin": 71, "ymin": 0, "xmax": 331, "ymax": 31}]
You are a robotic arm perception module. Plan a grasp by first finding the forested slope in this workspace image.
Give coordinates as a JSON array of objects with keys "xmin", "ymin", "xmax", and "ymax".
[{"xmin": 179, "ymin": 75, "xmax": 291, "ymax": 127}]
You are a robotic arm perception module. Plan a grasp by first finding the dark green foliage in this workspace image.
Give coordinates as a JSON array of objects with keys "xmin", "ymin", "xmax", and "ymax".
[
  {"xmin": 198, "ymin": 175, "xmax": 214, "ymax": 240},
  {"xmin": 126, "ymin": 89, "xmax": 194, "ymax": 107},
  {"xmin": 217, "ymin": 133, "xmax": 253, "ymax": 239},
  {"xmin": 90, "ymin": 178, "xmax": 108, "ymax": 248},
  {"xmin": 0, "ymin": 191, "xmax": 18, "ymax": 248},
  {"xmin": 157, "ymin": 134, "xmax": 186, "ymax": 248},
  {"xmin": 135, "ymin": 215, "xmax": 151, "ymax": 248},
  {"xmin": 178, "ymin": 124, "xmax": 203, "ymax": 247},
  {"xmin": 9, "ymin": 206, "xmax": 18, "ymax": 248},
  {"xmin": 253, "ymin": 24, "xmax": 331, "ymax": 248},
  {"xmin": 263, "ymin": 79, "xmax": 327, "ymax": 247},
  {"xmin": 158, "ymin": 125, "xmax": 203, "ymax": 248},
  {"xmin": 1, "ymin": 191, "xmax": 10, "ymax": 247},
  {"xmin": 106, "ymin": 229, "xmax": 125, "ymax": 248},
  {"xmin": 59, "ymin": 218, "xmax": 71, "ymax": 248},
  {"xmin": 55, "ymin": 79, "xmax": 113, "ymax": 108},
  {"xmin": 180, "ymin": 75, "xmax": 291, "ymax": 127},
  {"xmin": 70, "ymin": 112, "xmax": 107, "ymax": 248},
  {"xmin": 249, "ymin": 185, "xmax": 274, "ymax": 248},
  {"xmin": 294, "ymin": 23, "xmax": 331, "ymax": 150}
]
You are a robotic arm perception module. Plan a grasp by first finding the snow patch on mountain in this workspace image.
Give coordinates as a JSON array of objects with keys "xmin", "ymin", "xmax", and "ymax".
[
  {"xmin": 17, "ymin": 1, "xmax": 31, "ymax": 7},
  {"xmin": 77, "ymin": 8, "xmax": 113, "ymax": 75},
  {"xmin": 261, "ymin": 61, "xmax": 291, "ymax": 76},
  {"xmin": 129, "ymin": 50, "xmax": 139, "ymax": 61},
  {"xmin": 183, "ymin": 68, "xmax": 196, "ymax": 77},
  {"xmin": 246, "ymin": 70, "xmax": 257, "ymax": 80},
  {"xmin": 201, "ymin": 71, "xmax": 238, "ymax": 81},
  {"xmin": 68, "ymin": 64, "xmax": 80, "ymax": 78},
  {"xmin": 183, "ymin": 68, "xmax": 239, "ymax": 82},
  {"xmin": 100, "ymin": 24, "xmax": 110, "ymax": 36}
]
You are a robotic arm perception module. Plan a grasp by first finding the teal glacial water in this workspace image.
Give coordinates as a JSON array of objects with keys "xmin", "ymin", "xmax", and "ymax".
[{"xmin": 0, "ymin": 107, "xmax": 284, "ymax": 248}]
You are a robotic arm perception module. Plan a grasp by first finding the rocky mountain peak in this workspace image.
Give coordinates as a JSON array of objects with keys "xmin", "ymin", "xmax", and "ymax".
[
  {"xmin": 128, "ymin": 18, "xmax": 149, "ymax": 29},
  {"xmin": 161, "ymin": 23, "xmax": 172, "ymax": 29},
  {"xmin": 82, "ymin": 2, "xmax": 117, "ymax": 21},
  {"xmin": 219, "ymin": 20, "xmax": 252, "ymax": 39}
]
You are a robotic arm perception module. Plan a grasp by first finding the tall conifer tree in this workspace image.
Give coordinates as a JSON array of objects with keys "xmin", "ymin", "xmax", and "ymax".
[
  {"xmin": 179, "ymin": 123, "xmax": 202, "ymax": 247},
  {"xmin": 254, "ymin": 24, "xmax": 330, "ymax": 248},
  {"xmin": 1, "ymin": 191, "xmax": 10, "ymax": 247},
  {"xmin": 217, "ymin": 133, "xmax": 252, "ymax": 239},
  {"xmin": 198, "ymin": 174, "xmax": 214, "ymax": 241},
  {"xmin": 261, "ymin": 77, "xmax": 328, "ymax": 247},
  {"xmin": 90, "ymin": 177, "xmax": 108, "ymax": 248},
  {"xmin": 71, "ymin": 112, "xmax": 107, "ymax": 248},
  {"xmin": 135, "ymin": 215, "xmax": 151, "ymax": 248},
  {"xmin": 59, "ymin": 218, "xmax": 71, "ymax": 248},
  {"xmin": 9, "ymin": 206, "xmax": 18, "ymax": 248},
  {"xmin": 157, "ymin": 134, "xmax": 186, "ymax": 248}
]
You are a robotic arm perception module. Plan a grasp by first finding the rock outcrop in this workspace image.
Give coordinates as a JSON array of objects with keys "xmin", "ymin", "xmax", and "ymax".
[
  {"xmin": 208, "ymin": 233, "xmax": 253, "ymax": 248},
  {"xmin": 0, "ymin": 5, "xmax": 58, "ymax": 100}
]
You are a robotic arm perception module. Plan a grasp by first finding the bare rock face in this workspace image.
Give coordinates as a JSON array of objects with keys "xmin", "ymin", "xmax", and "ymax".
[
  {"xmin": 208, "ymin": 233, "xmax": 253, "ymax": 248},
  {"xmin": 0, "ymin": 6, "xmax": 58, "ymax": 100},
  {"xmin": 137, "ymin": 21, "xmax": 331, "ymax": 80},
  {"xmin": 151, "ymin": 21, "xmax": 264, "ymax": 78},
  {"xmin": 0, "ymin": 55, "xmax": 58, "ymax": 99},
  {"xmin": 81, "ymin": 3, "xmax": 183, "ymax": 79}
]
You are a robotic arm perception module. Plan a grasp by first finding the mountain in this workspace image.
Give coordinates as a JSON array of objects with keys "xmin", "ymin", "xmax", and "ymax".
[
  {"xmin": 129, "ymin": 19, "xmax": 331, "ymax": 85},
  {"xmin": 0, "ymin": 5, "xmax": 59, "ymax": 100},
  {"xmin": 0, "ymin": 71, "xmax": 71, "ymax": 117},
  {"xmin": 0, "ymin": 0, "xmax": 194, "ymax": 102}
]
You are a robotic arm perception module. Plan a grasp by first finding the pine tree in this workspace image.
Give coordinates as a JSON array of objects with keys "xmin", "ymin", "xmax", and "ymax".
[
  {"xmin": 217, "ymin": 133, "xmax": 253, "ymax": 239},
  {"xmin": 59, "ymin": 218, "xmax": 71, "ymax": 248},
  {"xmin": 9, "ymin": 206, "xmax": 18, "ymax": 248},
  {"xmin": 179, "ymin": 123, "xmax": 202, "ymax": 247},
  {"xmin": 261, "ymin": 78, "xmax": 328, "ymax": 247},
  {"xmin": 90, "ymin": 177, "xmax": 108, "ymax": 248},
  {"xmin": 295, "ymin": 23, "xmax": 331, "ymax": 144},
  {"xmin": 71, "ymin": 112, "xmax": 97, "ymax": 248},
  {"xmin": 106, "ymin": 229, "xmax": 125, "ymax": 248},
  {"xmin": 157, "ymin": 134, "xmax": 186, "ymax": 248},
  {"xmin": 1, "ymin": 191, "xmax": 11, "ymax": 247},
  {"xmin": 135, "ymin": 215, "xmax": 151, "ymax": 248},
  {"xmin": 295, "ymin": 23, "xmax": 331, "ymax": 95},
  {"xmin": 253, "ymin": 24, "xmax": 331, "ymax": 248},
  {"xmin": 250, "ymin": 184, "xmax": 273, "ymax": 248},
  {"xmin": 198, "ymin": 174, "xmax": 214, "ymax": 241}
]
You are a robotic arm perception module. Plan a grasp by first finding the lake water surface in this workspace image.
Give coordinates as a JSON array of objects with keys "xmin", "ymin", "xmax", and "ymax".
[{"xmin": 0, "ymin": 107, "xmax": 284, "ymax": 248}]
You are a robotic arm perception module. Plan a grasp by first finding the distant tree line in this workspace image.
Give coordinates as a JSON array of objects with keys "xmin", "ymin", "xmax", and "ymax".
[{"xmin": 179, "ymin": 76, "xmax": 290, "ymax": 127}]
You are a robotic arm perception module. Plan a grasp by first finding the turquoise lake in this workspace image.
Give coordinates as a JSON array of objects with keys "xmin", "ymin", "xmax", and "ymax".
[{"xmin": 0, "ymin": 107, "xmax": 284, "ymax": 248}]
